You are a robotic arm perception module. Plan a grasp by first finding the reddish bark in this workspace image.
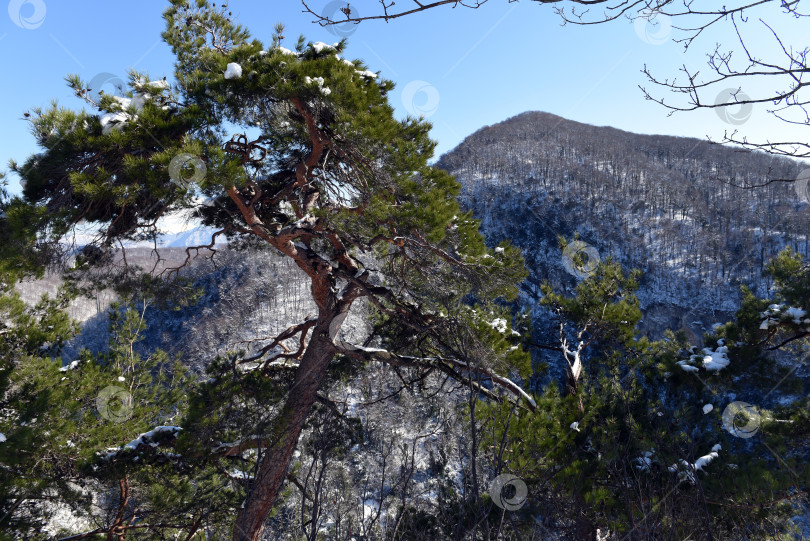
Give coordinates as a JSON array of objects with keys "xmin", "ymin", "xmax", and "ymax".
[{"xmin": 232, "ymin": 325, "xmax": 336, "ymax": 541}]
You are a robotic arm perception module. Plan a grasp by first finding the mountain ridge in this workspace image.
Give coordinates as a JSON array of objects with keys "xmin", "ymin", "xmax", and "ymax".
[{"xmin": 437, "ymin": 110, "xmax": 809, "ymax": 342}]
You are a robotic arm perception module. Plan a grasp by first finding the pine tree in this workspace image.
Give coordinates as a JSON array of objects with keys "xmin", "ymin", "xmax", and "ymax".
[
  {"xmin": 0, "ymin": 290, "xmax": 199, "ymax": 538},
  {"xmin": 8, "ymin": 2, "xmax": 532, "ymax": 538},
  {"xmin": 0, "ymin": 279, "xmax": 76, "ymax": 537},
  {"xmin": 482, "ymin": 247, "xmax": 809, "ymax": 539}
]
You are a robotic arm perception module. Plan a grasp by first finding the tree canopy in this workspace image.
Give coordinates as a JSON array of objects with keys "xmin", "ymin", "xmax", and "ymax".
[{"xmin": 4, "ymin": 1, "xmax": 531, "ymax": 539}]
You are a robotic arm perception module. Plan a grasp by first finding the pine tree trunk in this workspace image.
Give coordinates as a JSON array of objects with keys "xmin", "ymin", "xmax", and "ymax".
[
  {"xmin": 231, "ymin": 324, "xmax": 335, "ymax": 541},
  {"xmin": 565, "ymin": 371, "xmax": 585, "ymax": 414}
]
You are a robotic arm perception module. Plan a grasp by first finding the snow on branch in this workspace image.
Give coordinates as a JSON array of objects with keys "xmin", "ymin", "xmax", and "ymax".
[
  {"xmin": 334, "ymin": 341, "xmax": 536, "ymax": 410},
  {"xmin": 101, "ymin": 426, "xmax": 182, "ymax": 461},
  {"xmin": 678, "ymin": 340, "xmax": 731, "ymax": 373}
]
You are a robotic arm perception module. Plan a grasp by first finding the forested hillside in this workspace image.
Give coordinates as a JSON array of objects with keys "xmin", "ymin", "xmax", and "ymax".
[
  {"xmin": 2, "ymin": 0, "xmax": 808, "ymax": 537},
  {"xmin": 438, "ymin": 111, "xmax": 810, "ymax": 339}
]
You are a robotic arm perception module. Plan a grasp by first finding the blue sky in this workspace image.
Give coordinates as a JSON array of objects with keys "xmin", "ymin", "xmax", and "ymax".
[{"xmin": 1, "ymin": 1, "xmax": 806, "ymax": 194}]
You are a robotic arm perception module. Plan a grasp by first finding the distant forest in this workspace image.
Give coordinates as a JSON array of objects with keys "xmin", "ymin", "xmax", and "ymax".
[{"xmin": 439, "ymin": 111, "xmax": 809, "ymax": 301}]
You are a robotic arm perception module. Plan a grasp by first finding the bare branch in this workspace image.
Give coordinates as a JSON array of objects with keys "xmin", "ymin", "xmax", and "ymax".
[{"xmin": 333, "ymin": 340, "xmax": 537, "ymax": 410}]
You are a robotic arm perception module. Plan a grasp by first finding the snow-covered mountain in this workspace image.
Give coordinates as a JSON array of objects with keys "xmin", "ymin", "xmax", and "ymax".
[
  {"xmin": 159, "ymin": 226, "xmax": 222, "ymax": 248},
  {"xmin": 437, "ymin": 111, "xmax": 810, "ymax": 342},
  {"xmin": 63, "ymin": 205, "xmax": 224, "ymax": 250}
]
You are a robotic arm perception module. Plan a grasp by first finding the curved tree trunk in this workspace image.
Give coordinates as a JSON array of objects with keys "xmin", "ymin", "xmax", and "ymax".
[{"xmin": 232, "ymin": 323, "xmax": 336, "ymax": 541}]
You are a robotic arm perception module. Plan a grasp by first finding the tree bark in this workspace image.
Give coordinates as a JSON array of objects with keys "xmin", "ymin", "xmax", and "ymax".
[{"xmin": 231, "ymin": 323, "xmax": 336, "ymax": 541}]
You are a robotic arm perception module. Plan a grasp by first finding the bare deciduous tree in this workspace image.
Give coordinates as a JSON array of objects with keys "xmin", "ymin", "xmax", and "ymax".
[{"xmin": 303, "ymin": 0, "xmax": 809, "ymax": 162}]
